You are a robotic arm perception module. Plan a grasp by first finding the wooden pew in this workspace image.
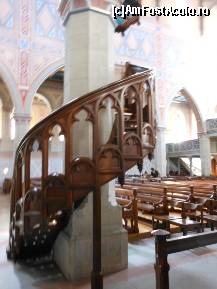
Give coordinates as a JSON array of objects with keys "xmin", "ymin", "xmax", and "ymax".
[
  {"xmin": 3, "ymin": 178, "xmax": 12, "ymax": 194},
  {"xmin": 181, "ymin": 185, "xmax": 217, "ymax": 222},
  {"xmin": 119, "ymin": 181, "xmax": 191, "ymax": 208},
  {"xmin": 152, "ymin": 229, "xmax": 217, "ymax": 289},
  {"xmin": 115, "ymin": 188, "xmax": 139, "ymax": 233}
]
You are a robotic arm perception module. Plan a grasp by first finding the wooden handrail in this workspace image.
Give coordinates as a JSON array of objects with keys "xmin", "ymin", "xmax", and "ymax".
[{"xmin": 15, "ymin": 69, "xmax": 153, "ymax": 159}]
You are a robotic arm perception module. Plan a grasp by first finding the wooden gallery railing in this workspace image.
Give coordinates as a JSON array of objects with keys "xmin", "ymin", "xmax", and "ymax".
[
  {"xmin": 7, "ymin": 67, "xmax": 155, "ymax": 289},
  {"xmin": 152, "ymin": 229, "xmax": 217, "ymax": 289}
]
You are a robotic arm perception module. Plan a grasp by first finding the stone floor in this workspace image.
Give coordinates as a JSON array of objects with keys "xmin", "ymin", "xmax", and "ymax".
[{"xmin": 1, "ymin": 193, "xmax": 217, "ymax": 289}]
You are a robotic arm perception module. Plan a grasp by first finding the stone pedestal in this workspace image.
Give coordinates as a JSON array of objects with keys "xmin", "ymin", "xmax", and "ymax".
[
  {"xmin": 199, "ymin": 132, "xmax": 211, "ymax": 176},
  {"xmin": 155, "ymin": 126, "xmax": 167, "ymax": 177},
  {"xmin": 54, "ymin": 0, "xmax": 128, "ymax": 281},
  {"xmin": 54, "ymin": 182, "xmax": 128, "ymax": 280}
]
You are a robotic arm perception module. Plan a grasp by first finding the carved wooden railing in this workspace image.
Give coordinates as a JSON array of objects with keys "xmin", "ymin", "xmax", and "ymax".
[{"xmin": 7, "ymin": 67, "xmax": 155, "ymax": 289}]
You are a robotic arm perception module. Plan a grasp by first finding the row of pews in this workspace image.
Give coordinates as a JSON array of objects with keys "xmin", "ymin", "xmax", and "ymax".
[{"xmin": 115, "ymin": 177, "xmax": 217, "ymax": 235}]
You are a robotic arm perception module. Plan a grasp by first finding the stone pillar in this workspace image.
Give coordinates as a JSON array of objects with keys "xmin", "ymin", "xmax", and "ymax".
[
  {"xmin": 155, "ymin": 126, "xmax": 167, "ymax": 177},
  {"xmin": 0, "ymin": 108, "xmax": 14, "ymax": 186},
  {"xmin": 1, "ymin": 109, "xmax": 13, "ymax": 152},
  {"xmin": 189, "ymin": 157, "xmax": 193, "ymax": 177},
  {"xmin": 199, "ymin": 133, "xmax": 211, "ymax": 176},
  {"xmin": 54, "ymin": 0, "xmax": 127, "ymax": 281},
  {"xmin": 60, "ymin": 0, "xmax": 115, "ymax": 103},
  {"xmin": 177, "ymin": 158, "xmax": 181, "ymax": 175},
  {"xmin": 166, "ymin": 158, "xmax": 170, "ymax": 176},
  {"xmin": 12, "ymin": 112, "xmax": 31, "ymax": 152}
]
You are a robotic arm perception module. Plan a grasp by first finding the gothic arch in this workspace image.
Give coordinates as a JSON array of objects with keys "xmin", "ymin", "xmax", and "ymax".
[
  {"xmin": 0, "ymin": 61, "xmax": 20, "ymax": 110},
  {"xmin": 25, "ymin": 58, "xmax": 64, "ymax": 114},
  {"xmin": 165, "ymin": 87, "xmax": 205, "ymax": 134}
]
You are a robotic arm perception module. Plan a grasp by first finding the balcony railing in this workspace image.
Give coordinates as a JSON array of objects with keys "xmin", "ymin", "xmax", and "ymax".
[
  {"xmin": 166, "ymin": 139, "xmax": 200, "ymax": 157},
  {"xmin": 207, "ymin": 118, "xmax": 217, "ymax": 135}
]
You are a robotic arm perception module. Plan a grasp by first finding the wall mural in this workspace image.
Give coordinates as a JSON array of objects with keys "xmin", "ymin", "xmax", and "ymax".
[
  {"xmin": 0, "ymin": 0, "xmax": 15, "ymax": 29},
  {"xmin": 0, "ymin": 0, "xmax": 64, "ymax": 111},
  {"xmin": 0, "ymin": 0, "xmax": 215, "ymax": 122}
]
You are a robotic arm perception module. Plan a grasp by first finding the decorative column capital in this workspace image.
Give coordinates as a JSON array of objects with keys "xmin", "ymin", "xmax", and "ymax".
[
  {"xmin": 156, "ymin": 126, "xmax": 167, "ymax": 132},
  {"xmin": 58, "ymin": 0, "xmax": 111, "ymax": 26},
  {"xmin": 11, "ymin": 113, "xmax": 31, "ymax": 124},
  {"xmin": 197, "ymin": 131, "xmax": 208, "ymax": 138}
]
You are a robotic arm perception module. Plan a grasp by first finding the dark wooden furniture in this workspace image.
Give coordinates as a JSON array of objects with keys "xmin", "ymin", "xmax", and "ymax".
[
  {"xmin": 7, "ymin": 65, "xmax": 155, "ymax": 289},
  {"xmin": 168, "ymin": 218, "xmax": 201, "ymax": 236},
  {"xmin": 3, "ymin": 178, "xmax": 12, "ymax": 194},
  {"xmin": 201, "ymin": 198, "xmax": 217, "ymax": 231},
  {"xmin": 152, "ymin": 229, "xmax": 217, "ymax": 289},
  {"xmin": 115, "ymin": 188, "xmax": 139, "ymax": 233}
]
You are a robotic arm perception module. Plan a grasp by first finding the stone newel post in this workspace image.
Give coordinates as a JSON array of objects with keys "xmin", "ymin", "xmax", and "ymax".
[{"xmin": 54, "ymin": 0, "xmax": 128, "ymax": 281}]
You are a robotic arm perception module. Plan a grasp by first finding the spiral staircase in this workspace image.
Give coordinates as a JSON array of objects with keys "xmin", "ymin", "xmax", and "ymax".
[{"xmin": 7, "ymin": 64, "xmax": 155, "ymax": 288}]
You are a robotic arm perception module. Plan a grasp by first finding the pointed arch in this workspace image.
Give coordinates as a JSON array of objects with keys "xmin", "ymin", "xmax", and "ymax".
[
  {"xmin": 165, "ymin": 87, "xmax": 205, "ymax": 134},
  {"xmin": 25, "ymin": 58, "xmax": 64, "ymax": 114},
  {"xmin": 0, "ymin": 61, "xmax": 20, "ymax": 110}
]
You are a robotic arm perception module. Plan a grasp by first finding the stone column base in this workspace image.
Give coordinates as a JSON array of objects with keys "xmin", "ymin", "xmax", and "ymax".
[{"xmin": 53, "ymin": 227, "xmax": 128, "ymax": 280}]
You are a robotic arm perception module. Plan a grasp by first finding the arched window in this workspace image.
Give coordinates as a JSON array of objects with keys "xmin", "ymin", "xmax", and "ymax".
[{"xmin": 30, "ymin": 94, "xmax": 52, "ymax": 128}]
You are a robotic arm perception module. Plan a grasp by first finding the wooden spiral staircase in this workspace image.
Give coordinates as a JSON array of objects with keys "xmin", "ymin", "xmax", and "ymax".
[{"xmin": 7, "ymin": 64, "xmax": 156, "ymax": 289}]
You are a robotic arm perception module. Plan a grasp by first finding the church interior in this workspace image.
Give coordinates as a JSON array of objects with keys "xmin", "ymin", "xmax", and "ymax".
[{"xmin": 1, "ymin": 0, "xmax": 217, "ymax": 289}]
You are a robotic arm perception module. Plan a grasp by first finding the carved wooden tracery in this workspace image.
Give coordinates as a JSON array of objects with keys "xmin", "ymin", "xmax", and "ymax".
[{"xmin": 8, "ymin": 65, "xmax": 155, "ymax": 289}]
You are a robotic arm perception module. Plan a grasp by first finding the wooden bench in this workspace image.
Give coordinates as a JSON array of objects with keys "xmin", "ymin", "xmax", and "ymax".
[
  {"xmin": 201, "ymin": 198, "xmax": 217, "ymax": 231},
  {"xmin": 115, "ymin": 188, "xmax": 139, "ymax": 233},
  {"xmin": 168, "ymin": 218, "xmax": 201, "ymax": 236}
]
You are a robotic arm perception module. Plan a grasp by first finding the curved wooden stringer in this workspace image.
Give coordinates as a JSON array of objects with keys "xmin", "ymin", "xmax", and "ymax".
[{"xmin": 7, "ymin": 65, "xmax": 156, "ymax": 289}]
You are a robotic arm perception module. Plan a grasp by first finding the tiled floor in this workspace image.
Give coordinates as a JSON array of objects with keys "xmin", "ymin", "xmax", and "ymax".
[{"xmin": 1, "ymin": 193, "xmax": 217, "ymax": 289}]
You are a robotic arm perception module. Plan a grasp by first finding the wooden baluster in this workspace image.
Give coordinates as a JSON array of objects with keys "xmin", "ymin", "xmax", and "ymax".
[
  {"xmin": 91, "ymin": 184, "xmax": 103, "ymax": 289},
  {"xmin": 213, "ymin": 184, "xmax": 217, "ymax": 200},
  {"xmin": 42, "ymin": 135, "xmax": 48, "ymax": 226},
  {"xmin": 152, "ymin": 229, "xmax": 170, "ymax": 289},
  {"xmin": 190, "ymin": 185, "xmax": 194, "ymax": 202},
  {"xmin": 24, "ymin": 147, "xmax": 30, "ymax": 193},
  {"xmin": 16, "ymin": 159, "xmax": 23, "ymax": 201},
  {"xmin": 163, "ymin": 187, "xmax": 169, "ymax": 215},
  {"xmin": 133, "ymin": 188, "xmax": 139, "ymax": 233},
  {"xmin": 65, "ymin": 121, "xmax": 72, "ymax": 207},
  {"xmin": 118, "ymin": 174, "xmax": 125, "ymax": 187}
]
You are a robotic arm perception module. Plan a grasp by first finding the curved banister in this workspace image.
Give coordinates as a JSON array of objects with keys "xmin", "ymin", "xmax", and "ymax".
[
  {"xmin": 8, "ymin": 66, "xmax": 155, "ymax": 288},
  {"xmin": 15, "ymin": 69, "xmax": 153, "ymax": 158}
]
